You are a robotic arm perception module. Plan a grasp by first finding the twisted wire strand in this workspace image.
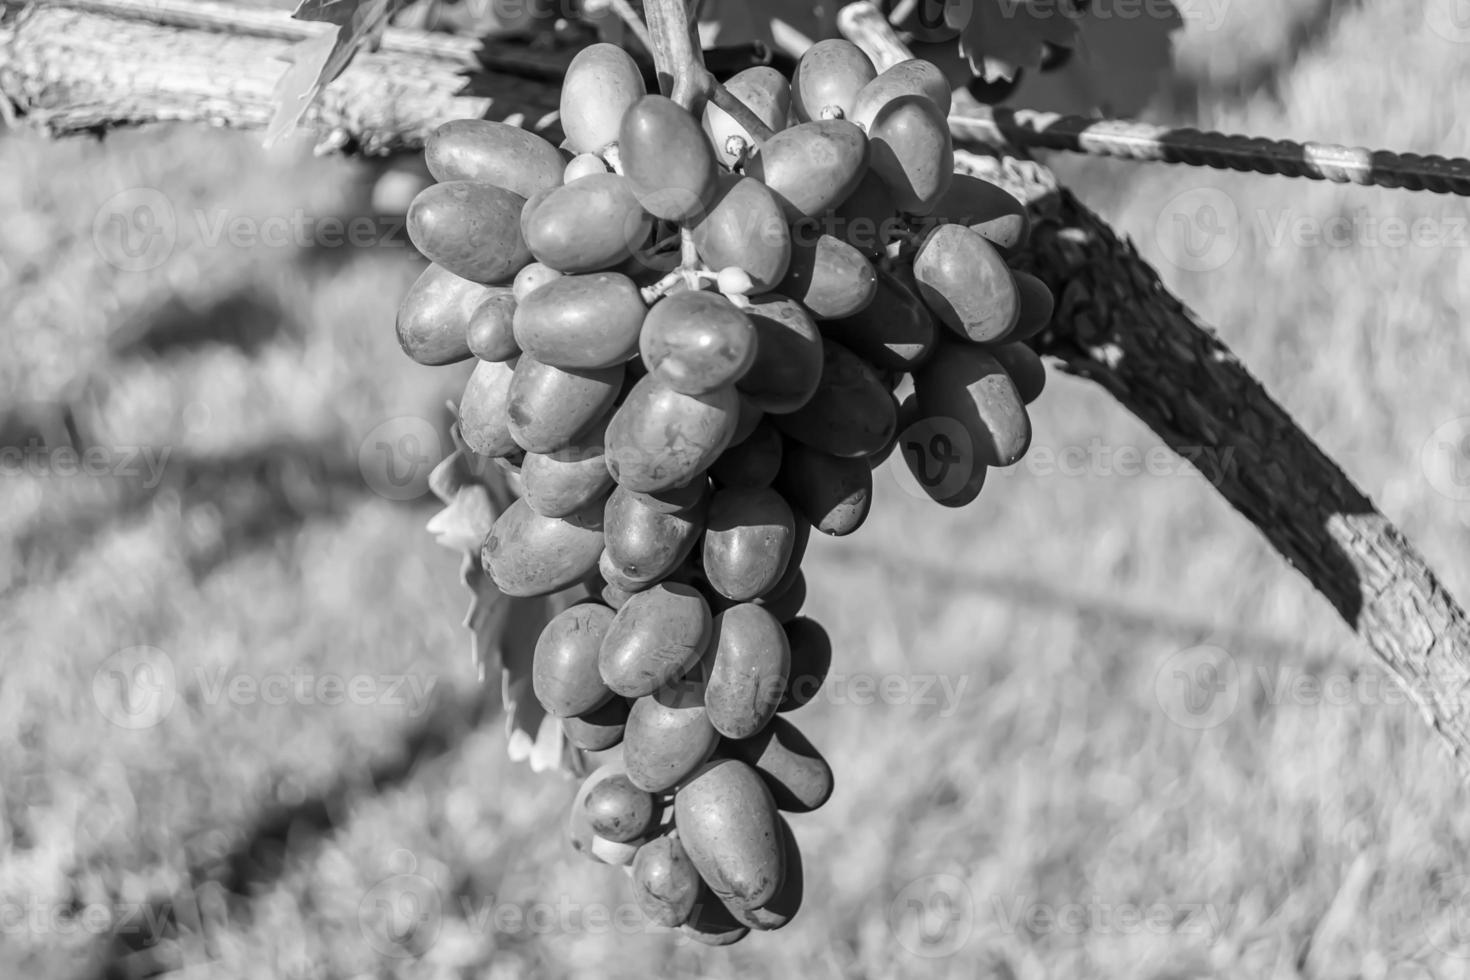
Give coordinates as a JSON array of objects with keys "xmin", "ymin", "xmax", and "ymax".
[{"xmin": 950, "ymin": 108, "xmax": 1470, "ymax": 197}]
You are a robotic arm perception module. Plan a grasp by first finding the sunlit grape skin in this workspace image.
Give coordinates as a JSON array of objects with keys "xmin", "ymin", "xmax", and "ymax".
[{"xmin": 619, "ymin": 95, "xmax": 720, "ymax": 224}]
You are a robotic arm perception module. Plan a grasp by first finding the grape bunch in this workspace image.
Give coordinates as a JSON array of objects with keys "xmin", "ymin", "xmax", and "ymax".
[{"xmin": 396, "ymin": 37, "xmax": 1052, "ymax": 945}]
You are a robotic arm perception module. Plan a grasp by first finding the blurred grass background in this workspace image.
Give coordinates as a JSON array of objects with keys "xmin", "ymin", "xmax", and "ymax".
[{"xmin": 4, "ymin": 0, "xmax": 1470, "ymax": 977}]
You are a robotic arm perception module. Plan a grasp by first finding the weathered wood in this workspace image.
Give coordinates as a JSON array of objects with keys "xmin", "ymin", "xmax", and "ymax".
[{"xmin": 6, "ymin": 0, "xmax": 1470, "ymax": 774}]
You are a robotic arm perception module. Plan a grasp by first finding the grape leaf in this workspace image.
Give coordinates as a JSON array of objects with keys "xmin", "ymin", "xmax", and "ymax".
[
  {"xmin": 952, "ymin": 0, "xmax": 1079, "ymax": 79},
  {"xmin": 1005, "ymin": 2, "xmax": 1182, "ymax": 116},
  {"xmin": 265, "ymin": 0, "xmax": 408, "ymax": 147},
  {"xmin": 427, "ymin": 435, "xmax": 584, "ymax": 777}
]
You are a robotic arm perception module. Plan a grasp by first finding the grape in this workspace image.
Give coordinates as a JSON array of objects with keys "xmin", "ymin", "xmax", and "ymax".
[
  {"xmin": 397, "ymin": 263, "xmax": 489, "ymax": 366},
  {"xmin": 912, "ymin": 223, "xmax": 1019, "ymax": 343},
  {"xmin": 560, "ymin": 43, "xmax": 646, "ymax": 154},
  {"xmin": 849, "ymin": 59, "xmax": 953, "ymax": 130},
  {"xmin": 771, "ymin": 340, "xmax": 898, "ymax": 459},
  {"xmin": 724, "ymin": 817, "xmax": 803, "ymax": 931},
  {"xmin": 866, "ymin": 94, "xmax": 954, "ymax": 215},
  {"xmin": 702, "ymin": 66, "xmax": 791, "ymax": 167},
  {"xmin": 824, "ymin": 169, "xmax": 901, "ymax": 259},
  {"xmin": 466, "ymin": 290, "xmax": 520, "ymax": 362},
  {"xmin": 709, "ymin": 420, "xmax": 783, "ymax": 490},
  {"xmin": 777, "ymin": 442, "xmax": 873, "ymax": 536},
  {"xmin": 632, "ymin": 835, "xmax": 701, "ymax": 927},
  {"xmin": 482, "ymin": 497, "xmax": 605, "ymax": 597},
  {"xmin": 425, "ymin": 119, "xmax": 564, "ymax": 199},
  {"xmin": 620, "ymin": 95, "xmax": 720, "ymax": 224},
  {"xmin": 915, "ymin": 341, "xmax": 1031, "ymax": 467},
  {"xmin": 604, "ymin": 375, "xmax": 740, "ymax": 493},
  {"xmin": 674, "ymin": 759, "xmax": 785, "ymax": 911},
  {"xmin": 778, "ymin": 617, "xmax": 831, "ymax": 712},
  {"xmin": 563, "ymin": 152, "xmax": 609, "ymax": 183},
  {"xmin": 623, "ymin": 681, "xmax": 720, "ymax": 792},
  {"xmin": 691, "ymin": 176, "xmax": 791, "ymax": 293},
  {"xmin": 406, "ymin": 181, "xmax": 531, "ymax": 285},
  {"xmin": 458, "ymin": 359, "xmax": 519, "ymax": 457},
  {"xmin": 563, "ymin": 697, "xmax": 630, "ymax": 751},
  {"xmin": 511, "ymin": 261, "xmax": 563, "ymax": 302},
  {"xmin": 791, "ymin": 39, "xmax": 876, "ymax": 122},
  {"xmin": 584, "ymin": 773, "xmax": 658, "ymax": 843},
  {"xmin": 729, "ymin": 716, "xmax": 834, "ymax": 812},
  {"xmin": 506, "ymin": 355, "xmax": 623, "ymax": 454},
  {"xmin": 512, "ymin": 271, "xmax": 646, "ymax": 369},
  {"xmin": 702, "ymin": 486, "xmax": 797, "ymax": 602},
  {"xmin": 754, "ymin": 570, "xmax": 806, "ymax": 623},
  {"xmin": 602, "ymin": 484, "xmax": 707, "ymax": 591},
  {"xmin": 532, "ymin": 603, "xmax": 616, "ymax": 717},
  {"xmin": 704, "ymin": 604, "xmax": 790, "ymax": 739},
  {"xmin": 398, "ymin": 45, "xmax": 1059, "ymax": 947},
  {"xmin": 989, "ymin": 342, "xmax": 1047, "ymax": 405},
  {"xmin": 821, "ymin": 266, "xmax": 937, "ymax": 371},
  {"xmin": 1003, "ymin": 271, "xmax": 1056, "ymax": 343},
  {"xmin": 519, "ymin": 423, "xmax": 613, "ymax": 518},
  {"xmin": 931, "ymin": 173, "xmax": 1031, "ymax": 254},
  {"xmin": 639, "ymin": 290, "xmax": 757, "ymax": 396},
  {"xmin": 522, "ymin": 174, "xmax": 652, "ymax": 274},
  {"xmin": 598, "ymin": 583, "xmax": 712, "ymax": 698},
  {"xmin": 747, "ymin": 120, "xmax": 869, "ymax": 222},
  {"xmin": 776, "ymin": 232, "xmax": 876, "ymax": 321},
  {"xmin": 680, "ymin": 882, "xmax": 751, "ymax": 946},
  {"xmin": 736, "ymin": 295, "xmax": 823, "ymax": 414}
]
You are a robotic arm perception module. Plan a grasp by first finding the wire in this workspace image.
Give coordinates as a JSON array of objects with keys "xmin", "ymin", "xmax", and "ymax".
[{"xmin": 951, "ymin": 108, "xmax": 1470, "ymax": 197}]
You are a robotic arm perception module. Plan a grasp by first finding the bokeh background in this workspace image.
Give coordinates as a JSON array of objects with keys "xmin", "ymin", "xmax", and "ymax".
[{"xmin": 5, "ymin": 0, "xmax": 1470, "ymax": 977}]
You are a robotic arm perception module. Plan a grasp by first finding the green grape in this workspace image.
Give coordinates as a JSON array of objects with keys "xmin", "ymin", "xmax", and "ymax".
[
  {"xmin": 599, "ymin": 583, "xmax": 712, "ymax": 698},
  {"xmin": 532, "ymin": 603, "xmax": 616, "ymax": 717},
  {"xmin": 583, "ymin": 773, "xmax": 658, "ymax": 843},
  {"xmin": 639, "ymin": 290, "xmax": 757, "ymax": 396},
  {"xmin": 522, "ymin": 173, "xmax": 652, "ymax": 274},
  {"xmin": 989, "ymin": 341, "xmax": 1047, "ymax": 405},
  {"xmin": 466, "ymin": 289, "xmax": 519, "ymax": 362},
  {"xmin": 519, "ymin": 421, "xmax": 614, "ymax": 518},
  {"xmin": 604, "ymin": 375, "xmax": 740, "ymax": 493},
  {"xmin": 866, "ymin": 94, "xmax": 954, "ymax": 214},
  {"xmin": 931, "ymin": 173, "xmax": 1031, "ymax": 254},
  {"xmin": 458, "ymin": 359, "xmax": 519, "ymax": 457},
  {"xmin": 777, "ymin": 442, "xmax": 873, "ymax": 536},
  {"xmin": 703, "ymin": 603, "xmax": 790, "ymax": 739},
  {"xmin": 912, "ymin": 223, "xmax": 1019, "ymax": 342},
  {"xmin": 747, "ymin": 120, "xmax": 868, "ymax": 222},
  {"xmin": 791, "ymin": 39, "xmax": 876, "ymax": 122},
  {"xmin": 425, "ymin": 119, "xmax": 564, "ymax": 199},
  {"xmin": 692, "ymin": 175, "xmax": 792, "ymax": 293},
  {"xmin": 406, "ymin": 180, "xmax": 532, "ymax": 285},
  {"xmin": 560, "ymin": 43, "xmax": 646, "ymax": 154},
  {"xmin": 736, "ymin": 295, "xmax": 824, "ymax": 415},
  {"xmin": 674, "ymin": 759, "xmax": 785, "ymax": 911},
  {"xmin": 850, "ymin": 59, "xmax": 953, "ymax": 130},
  {"xmin": 512, "ymin": 271, "xmax": 646, "ymax": 369},
  {"xmin": 731, "ymin": 716, "xmax": 833, "ymax": 815},
  {"xmin": 602, "ymin": 483, "xmax": 708, "ymax": 589},
  {"xmin": 776, "ymin": 232, "xmax": 877, "ymax": 320},
  {"xmin": 397, "ymin": 263, "xmax": 488, "ymax": 365},
  {"xmin": 619, "ymin": 95, "xmax": 720, "ymax": 224},
  {"xmin": 623, "ymin": 682, "xmax": 720, "ymax": 792},
  {"xmin": 506, "ymin": 354, "xmax": 623, "ymax": 454},
  {"xmin": 915, "ymin": 340, "xmax": 1031, "ymax": 467},
  {"xmin": 776, "ymin": 618, "xmax": 831, "ymax": 712},
  {"xmin": 821, "ymin": 266, "xmax": 937, "ymax": 371},
  {"xmin": 631, "ymin": 836, "xmax": 701, "ymax": 927},
  {"xmin": 771, "ymin": 340, "xmax": 898, "ymax": 459},
  {"xmin": 482, "ymin": 497, "xmax": 605, "ymax": 597},
  {"xmin": 702, "ymin": 486, "xmax": 797, "ymax": 602}
]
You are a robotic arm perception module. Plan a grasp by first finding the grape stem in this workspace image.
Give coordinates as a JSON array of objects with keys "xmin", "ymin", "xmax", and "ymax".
[
  {"xmin": 642, "ymin": 0, "xmax": 712, "ymax": 113},
  {"xmin": 708, "ymin": 81, "xmax": 775, "ymax": 144}
]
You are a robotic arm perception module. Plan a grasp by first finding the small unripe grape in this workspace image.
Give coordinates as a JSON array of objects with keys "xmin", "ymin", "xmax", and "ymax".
[
  {"xmin": 512, "ymin": 262, "xmax": 563, "ymax": 302},
  {"xmin": 717, "ymin": 267, "xmax": 754, "ymax": 296},
  {"xmin": 564, "ymin": 152, "xmax": 609, "ymax": 183}
]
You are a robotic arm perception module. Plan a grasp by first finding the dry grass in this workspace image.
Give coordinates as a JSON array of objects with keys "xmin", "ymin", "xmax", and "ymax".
[{"xmin": 5, "ymin": 2, "xmax": 1470, "ymax": 977}]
